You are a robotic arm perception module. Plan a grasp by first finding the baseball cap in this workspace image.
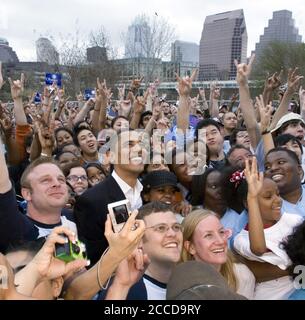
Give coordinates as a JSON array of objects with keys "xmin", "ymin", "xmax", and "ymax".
[
  {"xmin": 166, "ymin": 261, "xmax": 247, "ymax": 300},
  {"xmin": 271, "ymin": 113, "xmax": 305, "ymax": 134},
  {"xmin": 142, "ymin": 170, "xmax": 179, "ymax": 192}
]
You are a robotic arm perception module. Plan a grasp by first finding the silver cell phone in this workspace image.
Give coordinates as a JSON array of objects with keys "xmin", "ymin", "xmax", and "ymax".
[{"xmin": 107, "ymin": 199, "xmax": 131, "ymax": 233}]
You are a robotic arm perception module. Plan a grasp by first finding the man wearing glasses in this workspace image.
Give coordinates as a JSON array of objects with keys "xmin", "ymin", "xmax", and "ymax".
[{"xmin": 99, "ymin": 201, "xmax": 183, "ymax": 300}]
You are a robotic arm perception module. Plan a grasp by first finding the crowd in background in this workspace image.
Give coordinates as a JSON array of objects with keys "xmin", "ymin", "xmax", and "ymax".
[{"xmin": 1, "ymin": 54, "xmax": 305, "ymax": 300}]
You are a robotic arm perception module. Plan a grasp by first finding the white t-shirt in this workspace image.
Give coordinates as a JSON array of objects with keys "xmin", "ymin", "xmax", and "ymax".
[
  {"xmin": 143, "ymin": 277, "xmax": 167, "ymax": 300},
  {"xmin": 234, "ymin": 213, "xmax": 303, "ymax": 270},
  {"xmin": 234, "ymin": 263, "xmax": 255, "ymax": 300},
  {"xmin": 233, "ymin": 212, "xmax": 303, "ymax": 300}
]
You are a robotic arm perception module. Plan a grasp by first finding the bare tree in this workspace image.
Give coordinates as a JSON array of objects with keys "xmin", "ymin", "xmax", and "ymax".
[{"xmin": 122, "ymin": 14, "xmax": 176, "ymax": 82}]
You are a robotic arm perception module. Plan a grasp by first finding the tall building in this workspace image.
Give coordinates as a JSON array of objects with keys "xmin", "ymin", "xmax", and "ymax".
[
  {"xmin": 171, "ymin": 40, "xmax": 199, "ymax": 64},
  {"xmin": 124, "ymin": 19, "xmax": 151, "ymax": 58},
  {"xmin": 199, "ymin": 9, "xmax": 247, "ymax": 81},
  {"xmin": 87, "ymin": 46, "xmax": 107, "ymax": 63},
  {"xmin": 254, "ymin": 10, "xmax": 302, "ymax": 59},
  {"xmin": 0, "ymin": 37, "xmax": 19, "ymax": 63},
  {"xmin": 36, "ymin": 37, "xmax": 59, "ymax": 65}
]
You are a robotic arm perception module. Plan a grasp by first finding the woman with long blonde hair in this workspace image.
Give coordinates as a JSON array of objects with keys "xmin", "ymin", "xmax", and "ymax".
[{"xmin": 181, "ymin": 209, "xmax": 255, "ymax": 299}]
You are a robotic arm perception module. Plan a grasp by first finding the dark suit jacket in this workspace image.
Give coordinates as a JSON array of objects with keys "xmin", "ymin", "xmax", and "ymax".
[{"xmin": 74, "ymin": 176, "xmax": 126, "ymax": 265}]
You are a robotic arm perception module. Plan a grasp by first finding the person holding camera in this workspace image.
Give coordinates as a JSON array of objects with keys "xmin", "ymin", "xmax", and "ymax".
[{"xmin": 0, "ymin": 144, "xmax": 77, "ymax": 253}]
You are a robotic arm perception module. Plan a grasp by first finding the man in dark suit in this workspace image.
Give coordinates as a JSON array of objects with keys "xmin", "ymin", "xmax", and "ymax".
[{"xmin": 74, "ymin": 129, "xmax": 147, "ymax": 265}]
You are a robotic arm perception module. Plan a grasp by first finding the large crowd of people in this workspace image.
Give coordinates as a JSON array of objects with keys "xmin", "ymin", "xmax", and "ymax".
[{"xmin": 1, "ymin": 54, "xmax": 305, "ymax": 300}]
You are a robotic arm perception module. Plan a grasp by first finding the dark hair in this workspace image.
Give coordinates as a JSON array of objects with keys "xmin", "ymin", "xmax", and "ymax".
[
  {"xmin": 84, "ymin": 162, "xmax": 107, "ymax": 176},
  {"xmin": 220, "ymin": 165, "xmax": 247, "ymax": 213},
  {"xmin": 191, "ymin": 168, "xmax": 219, "ymax": 206},
  {"xmin": 73, "ymin": 126, "xmax": 95, "ymax": 147},
  {"xmin": 278, "ymin": 119, "xmax": 304, "ymax": 135},
  {"xmin": 6, "ymin": 238, "xmax": 46, "ymax": 255},
  {"xmin": 110, "ymin": 116, "xmax": 129, "ymax": 129},
  {"xmin": 73, "ymin": 120, "xmax": 91, "ymax": 135},
  {"xmin": 54, "ymin": 127, "xmax": 73, "ymax": 149},
  {"xmin": 265, "ymin": 147, "xmax": 301, "ymax": 166},
  {"xmin": 226, "ymin": 145, "xmax": 252, "ymax": 167},
  {"xmin": 62, "ymin": 160, "xmax": 84, "ymax": 177},
  {"xmin": 138, "ymin": 201, "xmax": 173, "ymax": 220},
  {"xmin": 54, "ymin": 150, "xmax": 78, "ymax": 162},
  {"xmin": 229, "ymin": 127, "xmax": 247, "ymax": 146},
  {"xmin": 139, "ymin": 111, "xmax": 152, "ymax": 127},
  {"xmin": 274, "ymin": 134, "xmax": 303, "ymax": 155},
  {"xmin": 5, "ymin": 238, "xmax": 46, "ymax": 272},
  {"xmin": 282, "ymin": 220, "xmax": 305, "ymax": 279},
  {"xmin": 195, "ymin": 119, "xmax": 221, "ymax": 141}
]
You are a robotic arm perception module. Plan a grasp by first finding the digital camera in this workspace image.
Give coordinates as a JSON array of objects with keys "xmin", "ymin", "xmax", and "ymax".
[{"xmin": 55, "ymin": 236, "xmax": 87, "ymax": 263}]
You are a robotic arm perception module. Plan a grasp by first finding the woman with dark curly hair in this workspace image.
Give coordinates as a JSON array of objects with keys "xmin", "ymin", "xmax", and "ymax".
[
  {"xmin": 282, "ymin": 220, "xmax": 305, "ymax": 300},
  {"xmin": 191, "ymin": 168, "xmax": 240, "ymax": 231}
]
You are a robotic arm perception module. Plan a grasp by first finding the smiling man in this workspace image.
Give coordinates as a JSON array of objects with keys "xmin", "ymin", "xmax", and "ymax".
[
  {"xmin": 0, "ymin": 153, "xmax": 76, "ymax": 253},
  {"xmin": 74, "ymin": 129, "xmax": 148, "ymax": 264},
  {"xmin": 264, "ymin": 147, "xmax": 305, "ymax": 217},
  {"xmin": 98, "ymin": 201, "xmax": 183, "ymax": 300}
]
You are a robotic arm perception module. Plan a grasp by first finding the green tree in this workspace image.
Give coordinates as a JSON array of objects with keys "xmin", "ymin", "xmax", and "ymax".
[{"xmin": 253, "ymin": 41, "xmax": 305, "ymax": 79}]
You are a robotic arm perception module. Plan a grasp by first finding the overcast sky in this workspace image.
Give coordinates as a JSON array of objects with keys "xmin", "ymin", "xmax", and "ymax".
[{"xmin": 1, "ymin": 0, "xmax": 305, "ymax": 61}]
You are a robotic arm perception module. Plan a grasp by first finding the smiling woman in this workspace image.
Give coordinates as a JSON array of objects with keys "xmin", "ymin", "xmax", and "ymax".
[{"xmin": 181, "ymin": 209, "xmax": 255, "ymax": 299}]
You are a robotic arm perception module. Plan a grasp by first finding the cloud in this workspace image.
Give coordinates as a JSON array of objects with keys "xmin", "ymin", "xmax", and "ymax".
[{"xmin": 0, "ymin": 0, "xmax": 304, "ymax": 61}]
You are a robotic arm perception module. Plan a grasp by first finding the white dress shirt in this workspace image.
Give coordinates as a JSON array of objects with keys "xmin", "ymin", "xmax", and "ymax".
[{"xmin": 112, "ymin": 170, "xmax": 143, "ymax": 211}]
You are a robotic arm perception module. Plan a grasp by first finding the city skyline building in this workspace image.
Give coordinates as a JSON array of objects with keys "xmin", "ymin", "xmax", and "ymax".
[
  {"xmin": 0, "ymin": 37, "xmax": 19, "ymax": 63},
  {"xmin": 199, "ymin": 9, "xmax": 248, "ymax": 81},
  {"xmin": 36, "ymin": 37, "xmax": 59, "ymax": 65},
  {"xmin": 171, "ymin": 40, "xmax": 199, "ymax": 64},
  {"xmin": 253, "ymin": 10, "xmax": 302, "ymax": 59}
]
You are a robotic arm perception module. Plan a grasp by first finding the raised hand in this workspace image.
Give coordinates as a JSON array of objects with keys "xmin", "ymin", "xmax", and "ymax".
[
  {"xmin": 299, "ymin": 86, "xmax": 305, "ymax": 108},
  {"xmin": 8, "ymin": 73, "xmax": 25, "ymax": 100},
  {"xmin": 110, "ymin": 248, "xmax": 150, "ymax": 289},
  {"xmin": 264, "ymin": 71, "xmax": 283, "ymax": 91},
  {"xmin": 104, "ymin": 211, "xmax": 145, "ymax": 261},
  {"xmin": 118, "ymin": 99, "xmax": 132, "ymax": 117},
  {"xmin": 256, "ymin": 94, "xmax": 273, "ymax": 133},
  {"xmin": 29, "ymin": 226, "xmax": 88, "ymax": 280},
  {"xmin": 213, "ymin": 87, "xmax": 221, "ymax": 100},
  {"xmin": 42, "ymin": 84, "xmax": 56, "ymax": 101},
  {"xmin": 234, "ymin": 53, "xmax": 255, "ymax": 85},
  {"xmin": 244, "ymin": 157, "xmax": 264, "ymax": 198},
  {"xmin": 76, "ymin": 91, "xmax": 84, "ymax": 103},
  {"xmin": 176, "ymin": 69, "xmax": 198, "ymax": 97},
  {"xmin": 133, "ymin": 95, "xmax": 146, "ymax": 114},
  {"xmin": 287, "ymin": 67, "xmax": 304, "ymax": 95},
  {"xmin": 97, "ymin": 78, "xmax": 109, "ymax": 101},
  {"xmin": 36, "ymin": 116, "xmax": 55, "ymax": 152},
  {"xmin": 198, "ymin": 87, "xmax": 206, "ymax": 100},
  {"xmin": 129, "ymin": 76, "xmax": 144, "ymax": 93},
  {"xmin": 118, "ymin": 84, "xmax": 126, "ymax": 101}
]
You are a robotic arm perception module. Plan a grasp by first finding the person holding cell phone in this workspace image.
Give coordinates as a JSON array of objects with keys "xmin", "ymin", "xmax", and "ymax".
[{"xmin": 74, "ymin": 129, "xmax": 147, "ymax": 265}]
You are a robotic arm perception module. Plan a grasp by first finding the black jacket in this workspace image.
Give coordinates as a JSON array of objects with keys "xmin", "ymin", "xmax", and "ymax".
[{"xmin": 74, "ymin": 176, "xmax": 126, "ymax": 265}]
